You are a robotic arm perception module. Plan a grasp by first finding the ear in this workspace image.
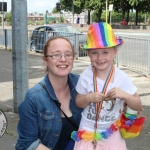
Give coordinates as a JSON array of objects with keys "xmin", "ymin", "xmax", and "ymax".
[
  {"xmin": 114, "ymin": 48, "xmax": 118, "ymax": 56},
  {"xmin": 43, "ymin": 56, "xmax": 48, "ymax": 66}
]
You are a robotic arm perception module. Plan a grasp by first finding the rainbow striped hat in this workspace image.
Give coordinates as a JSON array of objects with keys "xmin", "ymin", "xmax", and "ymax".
[{"xmin": 80, "ymin": 22, "xmax": 124, "ymax": 50}]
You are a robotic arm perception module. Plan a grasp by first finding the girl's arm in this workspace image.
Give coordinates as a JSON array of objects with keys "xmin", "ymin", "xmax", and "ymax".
[
  {"xmin": 106, "ymin": 88, "xmax": 142, "ymax": 111},
  {"xmin": 76, "ymin": 92, "xmax": 106, "ymax": 108},
  {"xmin": 124, "ymin": 92, "xmax": 142, "ymax": 111}
]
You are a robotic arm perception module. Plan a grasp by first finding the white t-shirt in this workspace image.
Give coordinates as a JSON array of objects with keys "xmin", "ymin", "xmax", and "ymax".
[{"xmin": 76, "ymin": 65, "xmax": 137, "ymax": 132}]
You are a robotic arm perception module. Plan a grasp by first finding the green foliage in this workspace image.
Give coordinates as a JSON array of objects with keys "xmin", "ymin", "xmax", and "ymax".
[
  {"xmin": 59, "ymin": 15, "xmax": 64, "ymax": 23},
  {"xmin": 50, "ymin": 0, "xmax": 150, "ymax": 25},
  {"xmin": 52, "ymin": 7, "xmax": 60, "ymax": 14},
  {"xmin": 60, "ymin": 0, "xmax": 83, "ymax": 14},
  {"xmin": 91, "ymin": 10, "xmax": 105, "ymax": 23},
  {"xmin": 0, "ymin": 16, "xmax": 2, "ymax": 23},
  {"xmin": 52, "ymin": 19, "xmax": 56, "ymax": 24},
  {"xmin": 28, "ymin": 20, "xmax": 44, "ymax": 25},
  {"xmin": 5, "ymin": 12, "xmax": 12, "ymax": 23}
]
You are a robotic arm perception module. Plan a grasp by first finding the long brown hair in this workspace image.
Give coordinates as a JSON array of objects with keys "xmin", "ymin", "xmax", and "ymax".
[{"xmin": 42, "ymin": 36, "xmax": 74, "ymax": 56}]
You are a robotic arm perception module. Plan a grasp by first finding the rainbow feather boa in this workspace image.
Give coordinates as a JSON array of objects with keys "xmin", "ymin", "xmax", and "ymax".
[{"xmin": 71, "ymin": 113, "xmax": 145, "ymax": 141}]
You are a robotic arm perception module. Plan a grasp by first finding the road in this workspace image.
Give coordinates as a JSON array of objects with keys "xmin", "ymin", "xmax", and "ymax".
[
  {"xmin": 0, "ymin": 25, "xmax": 150, "ymax": 48},
  {"xmin": 115, "ymin": 32, "xmax": 150, "ymax": 38}
]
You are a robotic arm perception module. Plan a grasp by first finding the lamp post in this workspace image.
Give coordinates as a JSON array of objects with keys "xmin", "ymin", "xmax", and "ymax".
[
  {"xmin": 72, "ymin": 0, "xmax": 74, "ymax": 24},
  {"xmin": 106, "ymin": 0, "xmax": 108, "ymax": 23},
  {"xmin": 2, "ymin": 0, "xmax": 4, "ymax": 29}
]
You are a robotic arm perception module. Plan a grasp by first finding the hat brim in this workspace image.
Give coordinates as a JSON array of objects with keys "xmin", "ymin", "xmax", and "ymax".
[{"xmin": 80, "ymin": 39, "xmax": 124, "ymax": 50}]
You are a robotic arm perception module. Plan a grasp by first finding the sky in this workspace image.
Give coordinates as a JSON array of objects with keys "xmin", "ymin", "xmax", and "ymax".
[{"xmin": 3, "ymin": 0, "xmax": 58, "ymax": 13}]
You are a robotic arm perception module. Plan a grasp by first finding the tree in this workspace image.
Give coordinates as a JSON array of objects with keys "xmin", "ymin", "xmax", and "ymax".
[
  {"xmin": 60, "ymin": 0, "xmax": 83, "ymax": 14},
  {"xmin": 129, "ymin": 0, "xmax": 149, "ymax": 25},
  {"xmin": 76, "ymin": 0, "xmax": 106, "ymax": 23},
  {"xmin": 52, "ymin": 7, "xmax": 58, "ymax": 14},
  {"xmin": 75, "ymin": 0, "xmax": 92, "ymax": 24},
  {"xmin": 5, "ymin": 12, "xmax": 12, "ymax": 23},
  {"xmin": 60, "ymin": 15, "xmax": 64, "ymax": 23},
  {"xmin": 147, "ymin": 0, "xmax": 150, "ymax": 8}
]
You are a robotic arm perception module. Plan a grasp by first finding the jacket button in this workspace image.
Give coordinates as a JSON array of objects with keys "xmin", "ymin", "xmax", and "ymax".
[{"xmin": 54, "ymin": 134, "xmax": 59, "ymax": 137}]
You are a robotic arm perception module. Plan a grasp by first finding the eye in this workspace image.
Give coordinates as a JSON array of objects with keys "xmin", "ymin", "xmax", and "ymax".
[
  {"xmin": 53, "ymin": 53, "xmax": 60, "ymax": 57},
  {"xmin": 53, "ymin": 53, "xmax": 61, "ymax": 58},
  {"xmin": 103, "ymin": 51, "xmax": 108, "ymax": 54},
  {"xmin": 65, "ymin": 53, "xmax": 72, "ymax": 57},
  {"xmin": 92, "ymin": 51, "xmax": 98, "ymax": 55}
]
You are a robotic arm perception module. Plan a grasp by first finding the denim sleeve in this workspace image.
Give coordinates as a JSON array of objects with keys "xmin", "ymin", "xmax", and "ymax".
[
  {"xmin": 16, "ymin": 91, "xmax": 40, "ymax": 150},
  {"xmin": 27, "ymin": 139, "xmax": 41, "ymax": 150}
]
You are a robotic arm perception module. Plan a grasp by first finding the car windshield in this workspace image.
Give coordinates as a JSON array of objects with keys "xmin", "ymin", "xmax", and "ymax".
[{"xmin": 53, "ymin": 26, "xmax": 81, "ymax": 34}]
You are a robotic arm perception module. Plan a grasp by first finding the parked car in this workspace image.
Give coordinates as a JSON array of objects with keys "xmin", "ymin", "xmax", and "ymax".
[{"xmin": 30, "ymin": 24, "xmax": 87, "ymax": 56}]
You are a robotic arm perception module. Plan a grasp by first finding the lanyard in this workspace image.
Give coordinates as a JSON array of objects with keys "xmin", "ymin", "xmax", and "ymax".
[
  {"xmin": 92, "ymin": 65, "xmax": 114, "ymax": 149},
  {"xmin": 93, "ymin": 65, "xmax": 114, "ymax": 121}
]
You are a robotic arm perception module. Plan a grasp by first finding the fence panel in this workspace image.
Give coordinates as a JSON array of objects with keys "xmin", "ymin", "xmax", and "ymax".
[
  {"xmin": 0, "ymin": 30, "xmax": 5, "ymax": 46},
  {"xmin": 116, "ymin": 36, "xmax": 150, "ymax": 76},
  {"xmin": 0, "ymin": 29, "xmax": 150, "ymax": 76}
]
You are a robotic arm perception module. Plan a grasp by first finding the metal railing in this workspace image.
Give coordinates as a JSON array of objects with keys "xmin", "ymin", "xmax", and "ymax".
[
  {"xmin": 0, "ymin": 29, "xmax": 150, "ymax": 76},
  {"xmin": 116, "ymin": 36, "xmax": 150, "ymax": 76},
  {"xmin": 78, "ymin": 36, "xmax": 150, "ymax": 76}
]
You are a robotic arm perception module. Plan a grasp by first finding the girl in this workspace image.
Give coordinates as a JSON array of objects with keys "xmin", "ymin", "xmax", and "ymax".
[{"xmin": 71, "ymin": 22, "xmax": 142, "ymax": 150}]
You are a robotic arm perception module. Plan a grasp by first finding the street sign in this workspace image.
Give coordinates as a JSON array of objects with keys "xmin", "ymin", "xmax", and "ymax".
[
  {"xmin": 109, "ymin": 4, "xmax": 113, "ymax": 11},
  {"xmin": 0, "ymin": 2, "xmax": 7, "ymax": 12}
]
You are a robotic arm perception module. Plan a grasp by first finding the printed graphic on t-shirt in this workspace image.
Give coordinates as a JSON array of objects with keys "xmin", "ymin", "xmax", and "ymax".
[{"xmin": 86, "ymin": 100, "xmax": 116, "ymax": 122}]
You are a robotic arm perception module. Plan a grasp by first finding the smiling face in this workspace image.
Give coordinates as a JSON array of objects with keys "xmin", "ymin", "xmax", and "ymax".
[
  {"xmin": 88, "ymin": 48, "xmax": 117, "ymax": 73},
  {"xmin": 43, "ymin": 38, "xmax": 74, "ymax": 78}
]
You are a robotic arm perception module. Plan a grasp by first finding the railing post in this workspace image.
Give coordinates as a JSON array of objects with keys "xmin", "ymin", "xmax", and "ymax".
[
  {"xmin": 45, "ymin": 31, "xmax": 49, "ymax": 41},
  {"xmin": 4, "ymin": 29, "xmax": 8, "ymax": 50},
  {"xmin": 75, "ymin": 33, "xmax": 79, "ymax": 59},
  {"xmin": 148, "ymin": 39, "xmax": 150, "ymax": 76}
]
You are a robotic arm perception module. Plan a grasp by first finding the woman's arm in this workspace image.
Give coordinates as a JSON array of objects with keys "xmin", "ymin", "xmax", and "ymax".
[
  {"xmin": 76, "ymin": 92, "xmax": 106, "ymax": 108},
  {"xmin": 16, "ymin": 91, "xmax": 42, "ymax": 150},
  {"xmin": 36, "ymin": 144, "xmax": 51, "ymax": 150}
]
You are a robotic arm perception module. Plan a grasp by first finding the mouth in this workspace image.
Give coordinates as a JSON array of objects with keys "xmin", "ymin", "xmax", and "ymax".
[
  {"xmin": 57, "ymin": 65, "xmax": 68, "ymax": 68},
  {"xmin": 96, "ymin": 62, "xmax": 105, "ymax": 65}
]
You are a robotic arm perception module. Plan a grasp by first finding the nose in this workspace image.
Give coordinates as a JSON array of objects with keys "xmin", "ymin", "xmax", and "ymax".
[
  {"xmin": 60, "ymin": 55, "xmax": 66, "ymax": 61},
  {"xmin": 97, "ymin": 53, "xmax": 102, "ymax": 60}
]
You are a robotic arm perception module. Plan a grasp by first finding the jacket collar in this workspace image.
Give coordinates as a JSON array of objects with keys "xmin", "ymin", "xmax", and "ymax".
[{"xmin": 42, "ymin": 74, "xmax": 76, "ymax": 100}]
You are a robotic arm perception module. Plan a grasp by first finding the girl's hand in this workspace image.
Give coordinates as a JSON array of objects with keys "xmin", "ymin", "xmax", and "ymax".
[
  {"xmin": 86, "ymin": 92, "xmax": 106, "ymax": 103},
  {"xmin": 106, "ymin": 88, "xmax": 128, "ymax": 100}
]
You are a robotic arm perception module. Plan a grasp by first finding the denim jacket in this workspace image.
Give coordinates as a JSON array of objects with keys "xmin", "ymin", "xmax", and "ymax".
[{"xmin": 16, "ymin": 73, "xmax": 83, "ymax": 150}]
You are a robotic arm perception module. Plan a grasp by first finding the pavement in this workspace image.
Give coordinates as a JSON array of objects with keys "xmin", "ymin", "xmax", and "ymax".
[{"xmin": 0, "ymin": 27, "xmax": 150, "ymax": 150}]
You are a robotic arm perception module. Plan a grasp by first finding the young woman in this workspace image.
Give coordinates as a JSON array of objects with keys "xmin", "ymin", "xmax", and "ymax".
[{"xmin": 16, "ymin": 36, "xmax": 83, "ymax": 150}]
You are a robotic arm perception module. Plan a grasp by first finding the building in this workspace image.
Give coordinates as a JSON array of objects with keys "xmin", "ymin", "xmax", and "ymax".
[
  {"xmin": 27, "ymin": 12, "xmax": 44, "ymax": 21},
  {"xmin": 27, "ymin": 11, "xmax": 90, "ymax": 24}
]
